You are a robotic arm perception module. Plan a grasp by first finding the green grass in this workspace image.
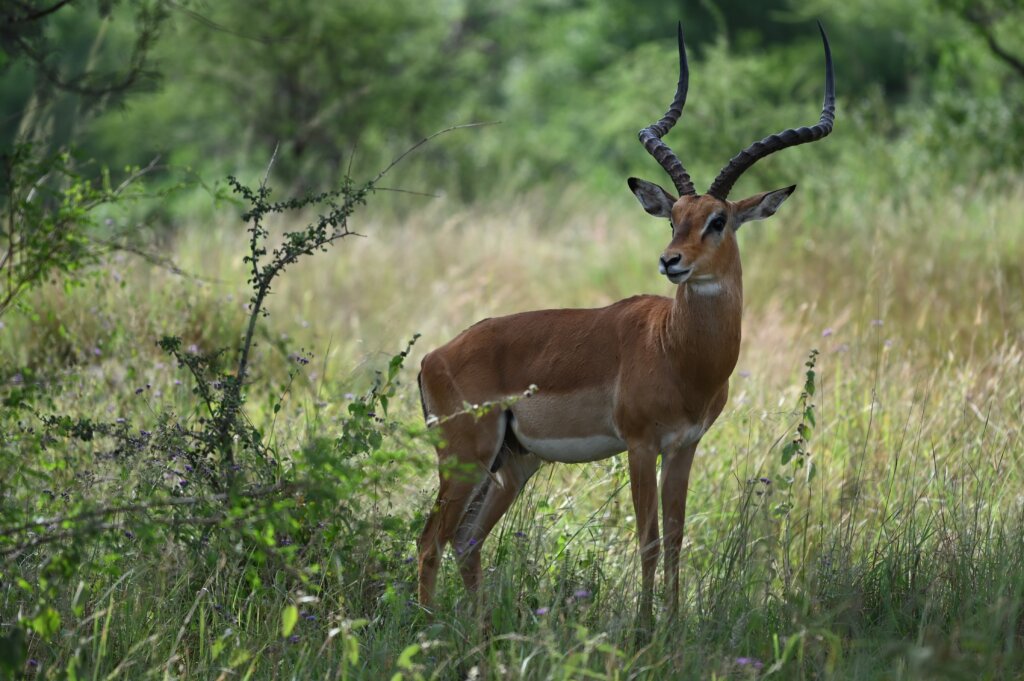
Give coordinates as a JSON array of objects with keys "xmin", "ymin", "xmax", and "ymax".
[{"xmin": 2, "ymin": 175, "xmax": 1023, "ymax": 679}]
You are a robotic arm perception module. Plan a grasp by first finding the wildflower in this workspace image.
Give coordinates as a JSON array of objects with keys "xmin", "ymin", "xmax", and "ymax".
[
  {"xmin": 573, "ymin": 589, "xmax": 591, "ymax": 600},
  {"xmin": 821, "ymin": 327, "xmax": 833, "ymax": 337},
  {"xmin": 92, "ymin": 346, "xmax": 102, "ymax": 356},
  {"xmin": 884, "ymin": 339, "xmax": 893, "ymax": 348},
  {"xmin": 535, "ymin": 607, "xmax": 549, "ymax": 615},
  {"xmin": 735, "ymin": 657, "xmax": 764, "ymax": 670},
  {"xmin": 514, "ymin": 531, "xmax": 527, "ymax": 539},
  {"xmin": 870, "ymin": 319, "xmax": 883, "ymax": 327},
  {"xmin": 760, "ymin": 477, "xmax": 771, "ymax": 485},
  {"xmin": 28, "ymin": 658, "xmax": 39, "ymax": 667},
  {"xmin": 404, "ymin": 556, "xmax": 416, "ymax": 564},
  {"xmin": 302, "ymin": 612, "xmax": 317, "ymax": 621},
  {"xmin": 288, "ymin": 634, "xmax": 300, "ymax": 644},
  {"xmin": 738, "ymin": 370, "xmax": 751, "ymax": 378},
  {"xmin": 178, "ymin": 479, "xmax": 188, "ymax": 488}
]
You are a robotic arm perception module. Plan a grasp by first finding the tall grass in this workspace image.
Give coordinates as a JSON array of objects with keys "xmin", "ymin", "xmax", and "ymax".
[{"xmin": 2, "ymin": 176, "xmax": 1023, "ymax": 679}]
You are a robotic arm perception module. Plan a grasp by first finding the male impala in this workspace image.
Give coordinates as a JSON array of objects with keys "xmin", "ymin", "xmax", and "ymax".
[{"xmin": 417, "ymin": 22, "xmax": 835, "ymax": 620}]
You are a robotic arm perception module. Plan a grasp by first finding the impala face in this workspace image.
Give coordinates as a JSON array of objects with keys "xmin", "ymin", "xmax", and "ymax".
[
  {"xmin": 628, "ymin": 177, "xmax": 796, "ymax": 286},
  {"xmin": 660, "ymin": 195, "xmax": 736, "ymax": 285}
]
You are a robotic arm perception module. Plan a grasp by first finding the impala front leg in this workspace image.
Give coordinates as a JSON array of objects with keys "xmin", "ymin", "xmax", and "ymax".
[
  {"xmin": 628, "ymin": 445, "xmax": 660, "ymax": 626},
  {"xmin": 661, "ymin": 442, "xmax": 697, "ymax": 616}
]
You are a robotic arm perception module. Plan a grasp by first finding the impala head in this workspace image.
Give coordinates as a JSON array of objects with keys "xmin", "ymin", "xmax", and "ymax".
[{"xmin": 629, "ymin": 21, "xmax": 835, "ymax": 286}]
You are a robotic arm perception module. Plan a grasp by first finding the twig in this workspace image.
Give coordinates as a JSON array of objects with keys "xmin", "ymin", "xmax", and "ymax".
[
  {"xmin": 371, "ymin": 121, "xmax": 500, "ymax": 184},
  {"xmin": 375, "ymin": 186, "xmax": 441, "ymax": 198}
]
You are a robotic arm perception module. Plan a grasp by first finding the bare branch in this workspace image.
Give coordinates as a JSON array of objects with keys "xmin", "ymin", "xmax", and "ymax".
[
  {"xmin": 371, "ymin": 122, "xmax": 500, "ymax": 185},
  {"xmin": 961, "ymin": 6, "xmax": 1024, "ymax": 80},
  {"xmin": 6, "ymin": 0, "xmax": 74, "ymax": 24}
]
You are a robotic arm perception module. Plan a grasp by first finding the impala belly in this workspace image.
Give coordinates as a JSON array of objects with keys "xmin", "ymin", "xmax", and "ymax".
[{"xmin": 508, "ymin": 389, "xmax": 626, "ymax": 463}]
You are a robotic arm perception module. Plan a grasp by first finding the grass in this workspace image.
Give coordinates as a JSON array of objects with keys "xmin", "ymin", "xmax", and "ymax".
[{"xmin": 2, "ymin": 174, "xmax": 1023, "ymax": 679}]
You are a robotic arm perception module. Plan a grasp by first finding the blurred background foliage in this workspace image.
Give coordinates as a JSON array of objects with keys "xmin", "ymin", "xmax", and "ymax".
[{"xmin": 2, "ymin": 0, "xmax": 1022, "ymax": 213}]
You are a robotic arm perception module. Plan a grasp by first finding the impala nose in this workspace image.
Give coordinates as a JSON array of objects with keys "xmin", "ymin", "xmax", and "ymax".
[{"xmin": 659, "ymin": 253, "xmax": 682, "ymax": 275}]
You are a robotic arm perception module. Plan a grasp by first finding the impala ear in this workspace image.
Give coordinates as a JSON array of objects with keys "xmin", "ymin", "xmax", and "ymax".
[
  {"xmin": 734, "ymin": 185, "xmax": 797, "ymax": 228},
  {"xmin": 628, "ymin": 177, "xmax": 676, "ymax": 218}
]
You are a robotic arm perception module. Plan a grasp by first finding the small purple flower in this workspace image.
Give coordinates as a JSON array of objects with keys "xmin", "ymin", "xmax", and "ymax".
[
  {"xmin": 188, "ymin": 343, "xmax": 199, "ymax": 353},
  {"xmin": 288, "ymin": 634, "xmax": 300, "ymax": 644},
  {"xmin": 92, "ymin": 346, "xmax": 102, "ymax": 356},
  {"xmin": 760, "ymin": 477, "xmax": 771, "ymax": 485},
  {"xmin": 573, "ymin": 589, "xmax": 591, "ymax": 599},
  {"xmin": 404, "ymin": 556, "xmax": 416, "ymax": 564},
  {"xmin": 12, "ymin": 373, "xmax": 23, "ymax": 385},
  {"xmin": 178, "ymin": 479, "xmax": 188, "ymax": 488},
  {"xmin": 27, "ymin": 658, "xmax": 38, "ymax": 667},
  {"xmin": 738, "ymin": 370, "xmax": 752, "ymax": 378},
  {"xmin": 535, "ymin": 607, "xmax": 549, "ymax": 615},
  {"xmin": 514, "ymin": 531, "xmax": 527, "ymax": 539},
  {"xmin": 871, "ymin": 319, "xmax": 883, "ymax": 327},
  {"xmin": 301, "ymin": 612, "xmax": 317, "ymax": 621},
  {"xmin": 884, "ymin": 339, "xmax": 893, "ymax": 348},
  {"xmin": 821, "ymin": 328, "xmax": 833, "ymax": 337},
  {"xmin": 184, "ymin": 464, "xmax": 194, "ymax": 473},
  {"xmin": 124, "ymin": 530, "xmax": 135, "ymax": 540},
  {"xmin": 735, "ymin": 657, "xmax": 764, "ymax": 670}
]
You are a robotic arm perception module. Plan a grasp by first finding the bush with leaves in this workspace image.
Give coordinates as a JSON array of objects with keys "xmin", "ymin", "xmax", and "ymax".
[{"xmin": 0, "ymin": 132, "xmax": 472, "ymax": 672}]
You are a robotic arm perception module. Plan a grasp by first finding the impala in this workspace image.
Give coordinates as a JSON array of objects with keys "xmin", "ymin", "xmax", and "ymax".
[{"xmin": 417, "ymin": 22, "xmax": 835, "ymax": 620}]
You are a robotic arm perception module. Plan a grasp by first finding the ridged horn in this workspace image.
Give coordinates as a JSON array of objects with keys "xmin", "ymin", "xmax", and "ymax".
[
  {"xmin": 637, "ymin": 22, "xmax": 696, "ymax": 196},
  {"xmin": 706, "ymin": 21, "xmax": 836, "ymax": 201}
]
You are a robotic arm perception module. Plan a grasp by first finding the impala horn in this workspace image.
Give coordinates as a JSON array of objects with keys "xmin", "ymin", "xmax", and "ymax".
[
  {"xmin": 706, "ymin": 21, "xmax": 836, "ymax": 201},
  {"xmin": 638, "ymin": 22, "xmax": 696, "ymax": 197}
]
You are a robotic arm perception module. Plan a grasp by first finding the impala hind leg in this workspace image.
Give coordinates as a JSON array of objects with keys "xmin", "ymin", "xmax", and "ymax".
[
  {"xmin": 417, "ymin": 411, "xmax": 504, "ymax": 608},
  {"xmin": 453, "ymin": 447, "xmax": 541, "ymax": 593}
]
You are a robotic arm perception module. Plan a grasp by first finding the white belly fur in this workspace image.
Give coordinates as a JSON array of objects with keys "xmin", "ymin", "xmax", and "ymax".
[{"xmin": 511, "ymin": 428, "xmax": 627, "ymax": 463}]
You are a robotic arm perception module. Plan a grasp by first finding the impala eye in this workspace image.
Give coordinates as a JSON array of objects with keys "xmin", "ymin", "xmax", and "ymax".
[{"xmin": 709, "ymin": 215, "xmax": 727, "ymax": 232}]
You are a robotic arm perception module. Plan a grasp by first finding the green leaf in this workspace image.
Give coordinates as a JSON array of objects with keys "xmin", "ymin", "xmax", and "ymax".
[
  {"xmin": 0, "ymin": 626, "xmax": 26, "ymax": 674},
  {"xmin": 804, "ymin": 406, "xmax": 816, "ymax": 428},
  {"xmin": 281, "ymin": 605, "xmax": 298, "ymax": 638},
  {"xmin": 229, "ymin": 648, "xmax": 251, "ymax": 668},
  {"xmin": 781, "ymin": 441, "xmax": 798, "ymax": 465},
  {"xmin": 396, "ymin": 643, "xmax": 420, "ymax": 670},
  {"xmin": 30, "ymin": 606, "xmax": 61, "ymax": 639}
]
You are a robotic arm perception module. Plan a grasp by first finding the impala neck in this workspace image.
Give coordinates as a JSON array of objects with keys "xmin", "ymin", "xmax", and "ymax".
[{"xmin": 667, "ymin": 259, "xmax": 743, "ymax": 386}]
